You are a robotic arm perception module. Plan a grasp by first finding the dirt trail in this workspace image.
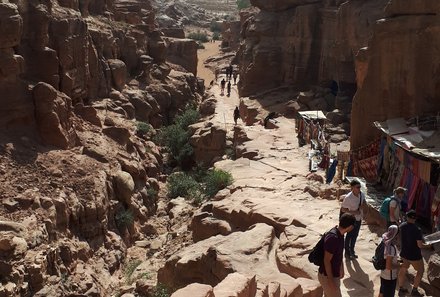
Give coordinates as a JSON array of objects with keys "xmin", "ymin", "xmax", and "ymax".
[
  {"xmin": 197, "ymin": 41, "xmax": 221, "ymax": 87},
  {"xmin": 200, "ymin": 75, "xmax": 386, "ymax": 296}
]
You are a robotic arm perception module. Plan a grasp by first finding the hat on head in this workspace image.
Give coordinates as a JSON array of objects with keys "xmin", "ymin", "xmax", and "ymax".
[
  {"xmin": 394, "ymin": 187, "xmax": 407, "ymax": 195},
  {"xmin": 406, "ymin": 210, "xmax": 417, "ymax": 219}
]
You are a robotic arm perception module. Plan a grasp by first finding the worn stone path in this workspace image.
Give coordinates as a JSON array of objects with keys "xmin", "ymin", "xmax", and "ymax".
[{"xmin": 165, "ymin": 52, "xmax": 435, "ymax": 297}]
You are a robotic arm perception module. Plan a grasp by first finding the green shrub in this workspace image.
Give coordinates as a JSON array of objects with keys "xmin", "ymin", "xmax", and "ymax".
[
  {"xmin": 115, "ymin": 209, "xmax": 134, "ymax": 229},
  {"xmin": 212, "ymin": 32, "xmax": 221, "ymax": 41},
  {"xmin": 188, "ymin": 31, "xmax": 209, "ymax": 43},
  {"xmin": 167, "ymin": 172, "xmax": 201, "ymax": 199},
  {"xmin": 136, "ymin": 121, "xmax": 151, "ymax": 135},
  {"xmin": 210, "ymin": 22, "xmax": 222, "ymax": 33},
  {"xmin": 156, "ymin": 107, "xmax": 200, "ymax": 167},
  {"xmin": 147, "ymin": 188, "xmax": 158, "ymax": 199},
  {"xmin": 236, "ymin": 0, "xmax": 251, "ymax": 10},
  {"xmin": 123, "ymin": 259, "xmax": 142, "ymax": 284},
  {"xmin": 175, "ymin": 108, "xmax": 200, "ymax": 129},
  {"xmin": 204, "ymin": 169, "xmax": 233, "ymax": 198},
  {"xmin": 188, "ymin": 187, "xmax": 204, "ymax": 206},
  {"xmin": 152, "ymin": 284, "xmax": 170, "ymax": 297},
  {"xmin": 156, "ymin": 125, "xmax": 192, "ymax": 166}
]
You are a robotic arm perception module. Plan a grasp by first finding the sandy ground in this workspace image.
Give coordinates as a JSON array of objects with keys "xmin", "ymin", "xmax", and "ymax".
[{"xmin": 197, "ymin": 41, "xmax": 221, "ymax": 87}]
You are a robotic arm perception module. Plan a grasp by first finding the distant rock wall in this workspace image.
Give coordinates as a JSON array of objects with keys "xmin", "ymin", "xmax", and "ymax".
[
  {"xmin": 238, "ymin": 0, "xmax": 388, "ymax": 97},
  {"xmin": 0, "ymin": 0, "xmax": 201, "ymax": 143},
  {"xmin": 351, "ymin": 0, "xmax": 440, "ymax": 148}
]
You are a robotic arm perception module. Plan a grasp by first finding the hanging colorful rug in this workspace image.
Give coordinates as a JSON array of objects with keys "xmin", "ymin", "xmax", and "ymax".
[{"xmin": 357, "ymin": 155, "xmax": 379, "ymax": 182}]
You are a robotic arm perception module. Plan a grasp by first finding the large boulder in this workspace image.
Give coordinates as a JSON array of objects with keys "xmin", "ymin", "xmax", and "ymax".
[
  {"xmin": 33, "ymin": 82, "xmax": 77, "ymax": 149},
  {"xmin": 190, "ymin": 122, "xmax": 227, "ymax": 166},
  {"xmin": 158, "ymin": 223, "xmax": 302, "ymax": 296},
  {"xmin": 114, "ymin": 171, "xmax": 135, "ymax": 203},
  {"xmin": 213, "ymin": 273, "xmax": 257, "ymax": 297},
  {"xmin": 171, "ymin": 283, "xmax": 214, "ymax": 297},
  {"xmin": 190, "ymin": 212, "xmax": 232, "ymax": 242},
  {"xmin": 108, "ymin": 59, "xmax": 127, "ymax": 91}
]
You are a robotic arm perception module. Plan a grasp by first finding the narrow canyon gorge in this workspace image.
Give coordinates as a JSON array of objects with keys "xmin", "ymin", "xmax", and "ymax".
[{"xmin": 0, "ymin": 0, "xmax": 440, "ymax": 297}]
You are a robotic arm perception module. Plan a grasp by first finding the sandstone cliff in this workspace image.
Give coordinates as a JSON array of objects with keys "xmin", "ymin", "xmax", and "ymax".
[
  {"xmin": 351, "ymin": 0, "xmax": 440, "ymax": 148},
  {"xmin": 0, "ymin": 0, "xmax": 201, "ymax": 296},
  {"xmin": 238, "ymin": 0, "xmax": 388, "ymax": 97}
]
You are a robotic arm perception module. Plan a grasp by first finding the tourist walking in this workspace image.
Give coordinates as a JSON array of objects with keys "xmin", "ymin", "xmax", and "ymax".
[
  {"xmin": 397, "ymin": 210, "xmax": 433, "ymax": 296},
  {"xmin": 318, "ymin": 213, "xmax": 356, "ymax": 297},
  {"xmin": 220, "ymin": 78, "xmax": 226, "ymax": 95},
  {"xmin": 380, "ymin": 187, "xmax": 406, "ymax": 228},
  {"xmin": 233, "ymin": 106, "xmax": 240, "ymax": 125},
  {"xmin": 227, "ymin": 81, "xmax": 231, "ymax": 97},
  {"xmin": 233, "ymin": 72, "xmax": 238, "ymax": 85},
  {"xmin": 228, "ymin": 64, "xmax": 233, "ymax": 80},
  {"xmin": 379, "ymin": 225, "xmax": 400, "ymax": 297},
  {"xmin": 340, "ymin": 179, "xmax": 366, "ymax": 260}
]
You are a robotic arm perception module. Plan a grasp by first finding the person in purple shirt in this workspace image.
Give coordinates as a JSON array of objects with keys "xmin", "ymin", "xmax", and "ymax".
[
  {"xmin": 397, "ymin": 210, "xmax": 433, "ymax": 296},
  {"xmin": 318, "ymin": 213, "xmax": 356, "ymax": 297}
]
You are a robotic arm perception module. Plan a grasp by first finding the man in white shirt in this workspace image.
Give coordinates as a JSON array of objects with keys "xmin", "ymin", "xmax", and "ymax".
[{"xmin": 341, "ymin": 179, "xmax": 366, "ymax": 260}]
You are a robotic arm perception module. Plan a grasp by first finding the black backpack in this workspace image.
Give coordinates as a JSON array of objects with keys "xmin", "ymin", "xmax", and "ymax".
[
  {"xmin": 372, "ymin": 241, "xmax": 386, "ymax": 270},
  {"xmin": 308, "ymin": 228, "xmax": 336, "ymax": 267}
]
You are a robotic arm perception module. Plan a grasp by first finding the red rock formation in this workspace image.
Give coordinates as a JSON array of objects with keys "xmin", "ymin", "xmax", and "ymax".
[
  {"xmin": 238, "ymin": 0, "xmax": 388, "ymax": 97},
  {"xmin": 351, "ymin": 0, "xmax": 440, "ymax": 148}
]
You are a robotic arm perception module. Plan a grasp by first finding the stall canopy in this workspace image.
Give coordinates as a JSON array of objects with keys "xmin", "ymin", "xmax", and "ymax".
[
  {"xmin": 298, "ymin": 110, "xmax": 327, "ymax": 121},
  {"xmin": 374, "ymin": 117, "xmax": 440, "ymax": 163}
]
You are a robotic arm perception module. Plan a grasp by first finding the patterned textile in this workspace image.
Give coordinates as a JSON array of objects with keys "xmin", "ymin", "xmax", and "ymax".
[{"xmin": 357, "ymin": 156, "xmax": 378, "ymax": 181}]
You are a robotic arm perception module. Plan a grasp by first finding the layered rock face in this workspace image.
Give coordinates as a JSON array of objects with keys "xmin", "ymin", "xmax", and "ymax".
[
  {"xmin": 1, "ymin": 0, "xmax": 201, "ymax": 141},
  {"xmin": 238, "ymin": 0, "xmax": 388, "ymax": 97},
  {"xmin": 351, "ymin": 0, "xmax": 440, "ymax": 148},
  {"xmin": 0, "ymin": 0, "xmax": 202, "ymax": 296}
]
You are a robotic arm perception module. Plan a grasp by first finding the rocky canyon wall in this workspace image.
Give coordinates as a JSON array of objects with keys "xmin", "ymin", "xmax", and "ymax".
[
  {"xmin": 238, "ymin": 0, "xmax": 440, "ymax": 150},
  {"xmin": 351, "ymin": 0, "xmax": 440, "ymax": 148},
  {"xmin": 0, "ymin": 0, "xmax": 201, "ymax": 296},
  {"xmin": 238, "ymin": 0, "xmax": 388, "ymax": 97},
  {"xmin": 0, "ymin": 0, "xmax": 200, "ymax": 139}
]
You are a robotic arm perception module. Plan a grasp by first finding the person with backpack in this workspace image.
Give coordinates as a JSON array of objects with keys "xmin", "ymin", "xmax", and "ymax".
[
  {"xmin": 379, "ymin": 187, "xmax": 407, "ymax": 227},
  {"xmin": 316, "ymin": 213, "xmax": 356, "ymax": 297},
  {"xmin": 340, "ymin": 179, "xmax": 366, "ymax": 260},
  {"xmin": 397, "ymin": 210, "xmax": 433, "ymax": 296},
  {"xmin": 377, "ymin": 225, "xmax": 400, "ymax": 297}
]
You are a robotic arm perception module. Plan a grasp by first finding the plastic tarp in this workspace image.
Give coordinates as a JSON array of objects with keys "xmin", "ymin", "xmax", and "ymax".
[{"xmin": 298, "ymin": 110, "xmax": 327, "ymax": 120}]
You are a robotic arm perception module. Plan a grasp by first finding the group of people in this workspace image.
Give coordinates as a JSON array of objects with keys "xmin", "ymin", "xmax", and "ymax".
[
  {"xmin": 220, "ymin": 78, "xmax": 231, "ymax": 96},
  {"xmin": 225, "ymin": 64, "xmax": 238, "ymax": 84},
  {"xmin": 220, "ymin": 64, "xmax": 238, "ymax": 97},
  {"xmin": 319, "ymin": 179, "xmax": 435, "ymax": 297}
]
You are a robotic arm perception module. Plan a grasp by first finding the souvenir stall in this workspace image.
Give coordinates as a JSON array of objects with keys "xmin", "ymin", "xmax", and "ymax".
[
  {"xmin": 296, "ymin": 111, "xmax": 329, "ymax": 172},
  {"xmin": 296, "ymin": 110, "xmax": 327, "ymax": 148},
  {"xmin": 374, "ymin": 117, "xmax": 440, "ymax": 230}
]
